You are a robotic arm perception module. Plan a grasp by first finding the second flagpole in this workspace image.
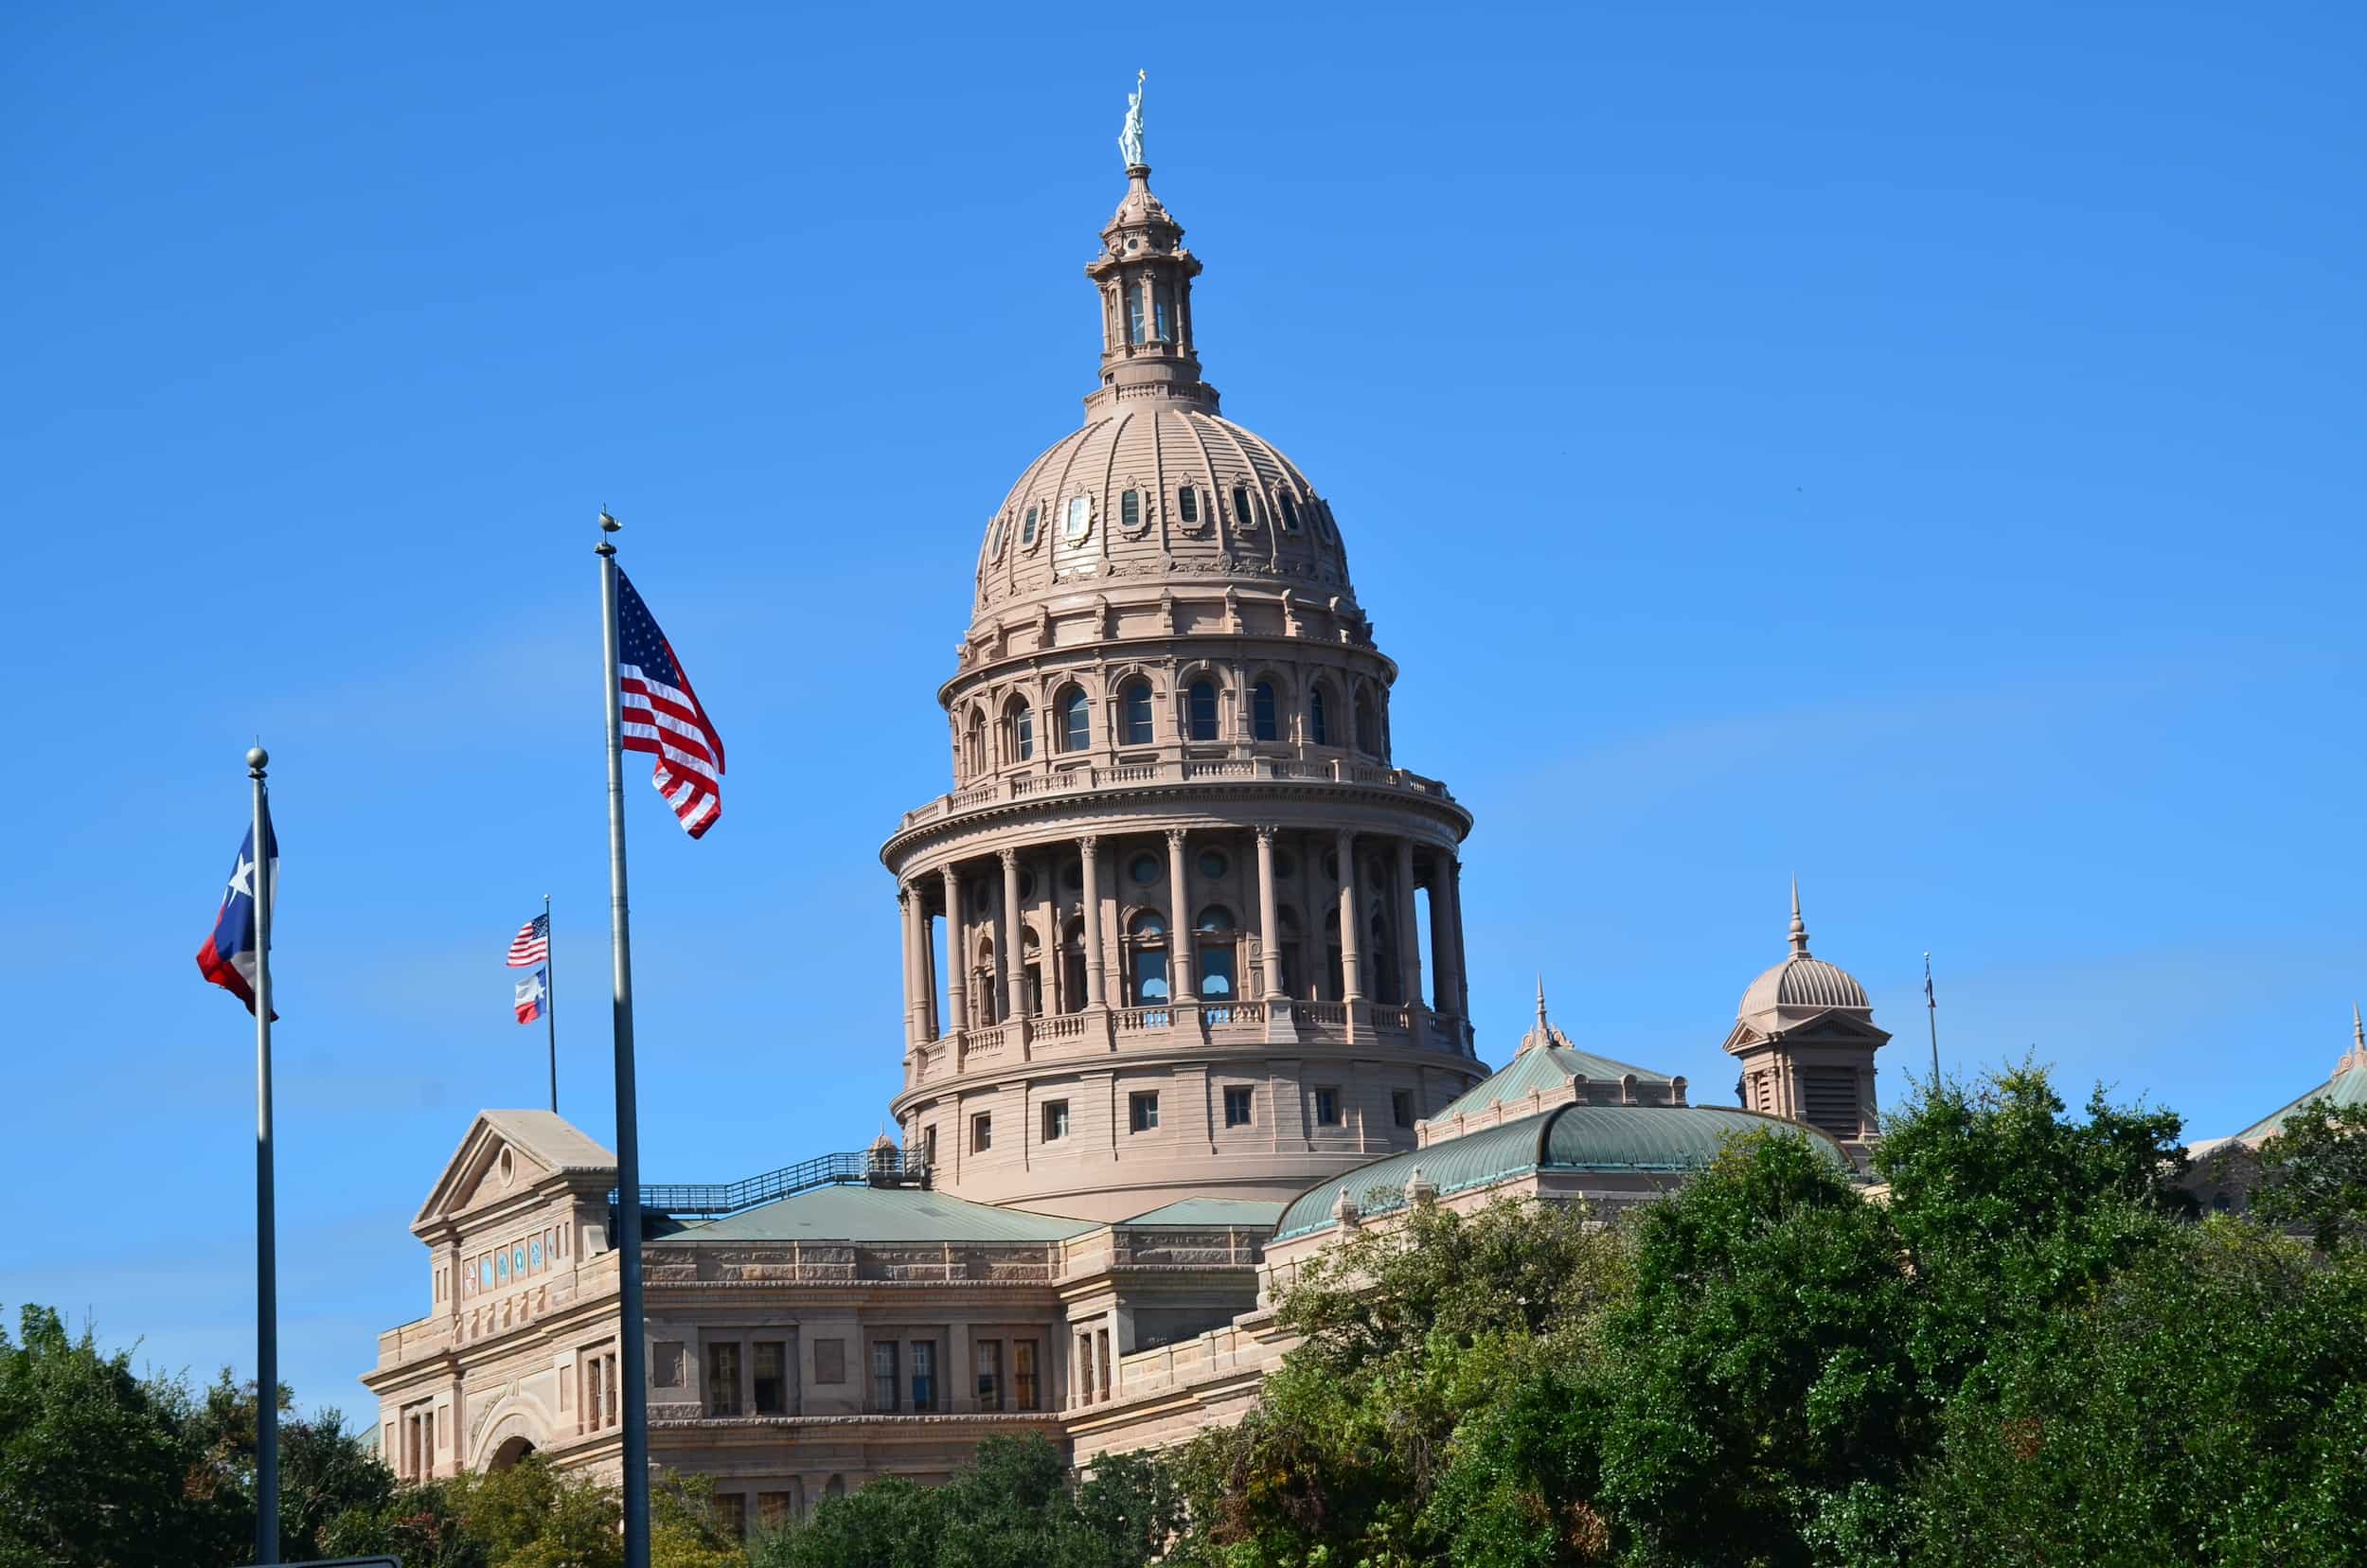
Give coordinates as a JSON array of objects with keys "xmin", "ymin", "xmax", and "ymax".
[
  {"xmin": 544, "ymin": 892, "xmax": 558, "ymax": 1114},
  {"xmin": 249, "ymin": 745, "xmax": 279, "ymax": 1565},
  {"xmin": 596, "ymin": 513, "xmax": 652, "ymax": 1568}
]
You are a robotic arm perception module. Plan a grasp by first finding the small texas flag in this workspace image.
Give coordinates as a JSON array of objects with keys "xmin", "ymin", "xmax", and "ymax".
[{"xmin": 514, "ymin": 967, "xmax": 548, "ymax": 1025}]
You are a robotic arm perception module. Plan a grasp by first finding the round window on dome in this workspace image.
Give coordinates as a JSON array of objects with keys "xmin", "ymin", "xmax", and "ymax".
[
  {"xmin": 1064, "ymin": 496, "xmax": 1093, "ymax": 543},
  {"xmin": 1129, "ymin": 853, "xmax": 1162, "ymax": 886},
  {"xmin": 1197, "ymin": 847, "xmax": 1229, "ymax": 881}
]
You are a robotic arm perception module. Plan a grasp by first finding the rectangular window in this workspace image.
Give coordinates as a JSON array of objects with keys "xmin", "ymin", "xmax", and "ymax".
[
  {"xmin": 1233, "ymin": 485, "xmax": 1255, "ymax": 526},
  {"xmin": 972, "ymin": 1113, "xmax": 993, "ymax": 1152},
  {"xmin": 1392, "ymin": 1089, "xmax": 1414, "ymax": 1129},
  {"xmin": 1130, "ymin": 1092, "xmax": 1160, "ymax": 1132},
  {"xmin": 814, "ymin": 1338, "xmax": 846, "ymax": 1385},
  {"xmin": 977, "ymin": 1339, "xmax": 1003, "ymax": 1412},
  {"xmin": 911, "ymin": 1341, "xmax": 937, "ymax": 1413},
  {"xmin": 871, "ymin": 1342, "xmax": 899, "ymax": 1412},
  {"xmin": 1315, "ymin": 1087, "xmax": 1341, "ymax": 1126},
  {"xmin": 1178, "ymin": 485, "xmax": 1199, "ymax": 525},
  {"xmin": 706, "ymin": 1342, "xmax": 742, "ymax": 1417},
  {"xmin": 753, "ymin": 1341, "xmax": 788, "ymax": 1416},
  {"xmin": 1121, "ymin": 488, "xmax": 1140, "ymax": 528},
  {"xmin": 1014, "ymin": 1340, "xmax": 1039, "ymax": 1411},
  {"xmin": 1223, "ymin": 1086, "xmax": 1254, "ymax": 1127},
  {"xmin": 923, "ymin": 1125, "xmax": 938, "ymax": 1168},
  {"xmin": 1129, "ymin": 294, "xmax": 1146, "ymax": 345},
  {"xmin": 1252, "ymin": 684, "xmax": 1278, "ymax": 740},
  {"xmin": 653, "ymin": 1340, "xmax": 685, "ymax": 1388},
  {"xmin": 1015, "ymin": 706, "xmax": 1033, "ymax": 760},
  {"xmin": 758, "ymin": 1491, "xmax": 795, "ymax": 1532},
  {"xmin": 1154, "ymin": 294, "xmax": 1171, "ymax": 342},
  {"xmin": 1042, "ymin": 1100, "xmax": 1070, "ymax": 1142},
  {"xmin": 711, "ymin": 1492, "xmax": 746, "ymax": 1540}
]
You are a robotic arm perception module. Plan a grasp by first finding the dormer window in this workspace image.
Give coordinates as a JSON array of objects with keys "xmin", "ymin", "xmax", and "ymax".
[{"xmin": 1178, "ymin": 486, "xmax": 1200, "ymax": 526}]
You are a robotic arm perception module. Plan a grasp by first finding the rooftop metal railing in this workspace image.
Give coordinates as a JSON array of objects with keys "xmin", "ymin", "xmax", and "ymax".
[{"xmin": 611, "ymin": 1148, "xmax": 931, "ymax": 1221}]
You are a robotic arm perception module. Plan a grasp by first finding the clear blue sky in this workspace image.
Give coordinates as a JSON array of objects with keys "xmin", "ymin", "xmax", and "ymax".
[{"xmin": 5, "ymin": 2, "xmax": 2359, "ymax": 1417}]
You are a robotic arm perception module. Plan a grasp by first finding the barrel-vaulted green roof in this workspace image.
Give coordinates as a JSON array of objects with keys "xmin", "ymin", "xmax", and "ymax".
[
  {"xmin": 1433, "ymin": 1040, "xmax": 1674, "ymax": 1122},
  {"xmin": 668, "ymin": 1183, "xmax": 1097, "ymax": 1244},
  {"xmin": 1273, "ymin": 1104, "xmax": 1848, "ymax": 1240},
  {"xmin": 1119, "ymin": 1197, "xmax": 1287, "ymax": 1228},
  {"xmin": 2233, "ymin": 1059, "xmax": 2367, "ymax": 1144}
]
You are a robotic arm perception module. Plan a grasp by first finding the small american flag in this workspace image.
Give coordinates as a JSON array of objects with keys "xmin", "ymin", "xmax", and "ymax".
[
  {"xmin": 616, "ymin": 569, "xmax": 725, "ymax": 838},
  {"xmin": 507, "ymin": 912, "xmax": 549, "ymax": 969}
]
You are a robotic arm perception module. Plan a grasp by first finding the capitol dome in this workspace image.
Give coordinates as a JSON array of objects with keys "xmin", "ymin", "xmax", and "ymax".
[
  {"xmin": 1736, "ymin": 883, "xmax": 1873, "ymax": 1022},
  {"xmin": 968, "ymin": 161, "xmax": 1361, "ymax": 632}
]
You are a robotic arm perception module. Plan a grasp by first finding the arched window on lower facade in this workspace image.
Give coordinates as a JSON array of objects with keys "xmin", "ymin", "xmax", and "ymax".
[
  {"xmin": 1195, "ymin": 905, "xmax": 1237, "ymax": 999},
  {"xmin": 1353, "ymin": 687, "xmax": 1381, "ymax": 757},
  {"xmin": 1120, "ymin": 680, "xmax": 1155, "ymax": 745},
  {"xmin": 1059, "ymin": 918, "xmax": 1087, "ymax": 1014},
  {"xmin": 1252, "ymin": 681, "xmax": 1279, "ymax": 741},
  {"xmin": 1021, "ymin": 929, "xmax": 1043, "ymax": 1018},
  {"xmin": 966, "ymin": 708, "xmax": 988, "ymax": 775},
  {"xmin": 1273, "ymin": 905, "xmax": 1303, "ymax": 999},
  {"xmin": 1006, "ymin": 698, "xmax": 1034, "ymax": 763},
  {"xmin": 1128, "ymin": 910, "xmax": 1169, "ymax": 1006},
  {"xmin": 1323, "ymin": 908, "xmax": 1344, "ymax": 1001},
  {"xmin": 972, "ymin": 937, "xmax": 999, "ymax": 1025},
  {"xmin": 1370, "ymin": 909, "xmax": 1401, "ymax": 1005},
  {"xmin": 1186, "ymin": 679, "xmax": 1219, "ymax": 741}
]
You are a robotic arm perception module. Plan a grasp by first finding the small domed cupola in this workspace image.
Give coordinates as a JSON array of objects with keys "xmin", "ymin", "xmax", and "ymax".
[{"xmin": 1721, "ymin": 882, "xmax": 1890, "ymax": 1159}]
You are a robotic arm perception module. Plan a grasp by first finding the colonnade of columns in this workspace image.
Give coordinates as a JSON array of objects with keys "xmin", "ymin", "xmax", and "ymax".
[{"xmin": 897, "ymin": 824, "xmax": 1470, "ymax": 1058}]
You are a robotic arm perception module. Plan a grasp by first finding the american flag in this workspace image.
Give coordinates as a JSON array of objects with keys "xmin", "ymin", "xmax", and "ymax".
[
  {"xmin": 507, "ymin": 912, "xmax": 549, "ymax": 969},
  {"xmin": 616, "ymin": 569, "xmax": 725, "ymax": 838}
]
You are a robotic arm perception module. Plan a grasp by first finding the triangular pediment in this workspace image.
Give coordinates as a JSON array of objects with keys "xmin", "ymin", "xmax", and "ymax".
[{"xmin": 413, "ymin": 1111, "xmax": 615, "ymax": 1234}]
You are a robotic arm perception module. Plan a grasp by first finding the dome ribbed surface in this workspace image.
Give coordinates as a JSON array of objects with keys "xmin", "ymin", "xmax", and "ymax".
[
  {"xmin": 972, "ymin": 406, "xmax": 1353, "ymax": 627},
  {"xmin": 1738, "ymin": 953, "xmax": 1872, "ymax": 1019}
]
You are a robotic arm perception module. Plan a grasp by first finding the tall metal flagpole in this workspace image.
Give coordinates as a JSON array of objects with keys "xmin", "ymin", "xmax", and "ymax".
[
  {"xmin": 596, "ymin": 514, "xmax": 652, "ymax": 1568},
  {"xmin": 543, "ymin": 892, "xmax": 558, "ymax": 1114},
  {"xmin": 1924, "ymin": 951, "xmax": 1942, "ymax": 1088},
  {"xmin": 248, "ymin": 744, "xmax": 279, "ymax": 1566}
]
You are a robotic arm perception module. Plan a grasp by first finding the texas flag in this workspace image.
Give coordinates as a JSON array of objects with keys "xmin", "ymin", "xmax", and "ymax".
[
  {"xmin": 514, "ymin": 967, "xmax": 548, "ymax": 1025},
  {"xmin": 196, "ymin": 811, "xmax": 278, "ymax": 1018}
]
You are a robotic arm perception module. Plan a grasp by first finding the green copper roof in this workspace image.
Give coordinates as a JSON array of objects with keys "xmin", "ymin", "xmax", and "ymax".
[
  {"xmin": 1273, "ymin": 1104, "xmax": 1848, "ymax": 1240},
  {"xmin": 669, "ymin": 1183, "xmax": 1097, "ymax": 1244},
  {"xmin": 1120, "ymin": 1197, "xmax": 1287, "ymax": 1227},
  {"xmin": 1433, "ymin": 1041, "xmax": 1674, "ymax": 1122},
  {"xmin": 2233, "ymin": 1060, "xmax": 2367, "ymax": 1144}
]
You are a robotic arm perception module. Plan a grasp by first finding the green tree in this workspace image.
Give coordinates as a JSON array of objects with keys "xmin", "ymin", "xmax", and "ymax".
[
  {"xmin": 2249, "ymin": 1096, "xmax": 2367, "ymax": 1253},
  {"xmin": 1909, "ymin": 1219, "xmax": 2367, "ymax": 1567},
  {"xmin": 0, "ymin": 1306, "xmax": 196, "ymax": 1568},
  {"xmin": 753, "ymin": 1433, "xmax": 1159, "ymax": 1568}
]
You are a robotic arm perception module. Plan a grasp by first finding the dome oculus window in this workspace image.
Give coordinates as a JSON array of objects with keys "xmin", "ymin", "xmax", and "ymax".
[
  {"xmin": 1021, "ymin": 505, "xmax": 1041, "ymax": 547},
  {"xmin": 1177, "ymin": 485, "xmax": 1201, "ymax": 526},
  {"xmin": 1064, "ymin": 496, "xmax": 1093, "ymax": 543},
  {"xmin": 1129, "ymin": 853, "xmax": 1162, "ymax": 886},
  {"xmin": 1196, "ymin": 846, "xmax": 1229, "ymax": 880}
]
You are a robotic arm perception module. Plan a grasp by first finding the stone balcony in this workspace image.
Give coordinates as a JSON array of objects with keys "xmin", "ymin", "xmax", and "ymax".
[
  {"xmin": 894, "ymin": 755, "xmax": 1463, "ymax": 835},
  {"xmin": 905, "ymin": 998, "xmax": 1475, "ymax": 1091}
]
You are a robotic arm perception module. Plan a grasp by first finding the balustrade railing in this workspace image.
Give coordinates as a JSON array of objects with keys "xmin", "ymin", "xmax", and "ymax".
[
  {"xmin": 1290, "ymin": 1000, "xmax": 1347, "ymax": 1027},
  {"xmin": 1032, "ymin": 1013, "xmax": 1087, "ymax": 1041},
  {"xmin": 1115, "ymin": 1005, "xmax": 1170, "ymax": 1032},
  {"xmin": 899, "ymin": 756, "xmax": 1458, "ymax": 829}
]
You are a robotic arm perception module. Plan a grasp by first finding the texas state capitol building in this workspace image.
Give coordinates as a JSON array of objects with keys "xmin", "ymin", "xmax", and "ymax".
[{"xmin": 358, "ymin": 131, "xmax": 1894, "ymax": 1534}]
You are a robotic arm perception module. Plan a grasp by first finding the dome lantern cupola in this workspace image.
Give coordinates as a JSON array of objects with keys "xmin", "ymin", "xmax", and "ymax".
[{"xmin": 1083, "ymin": 76, "xmax": 1216, "ymax": 419}]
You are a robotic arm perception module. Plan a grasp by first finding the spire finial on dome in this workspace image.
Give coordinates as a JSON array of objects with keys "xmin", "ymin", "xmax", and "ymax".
[
  {"xmin": 2344, "ymin": 1002, "xmax": 2367, "ymax": 1075},
  {"xmin": 1083, "ymin": 87, "xmax": 1215, "ymax": 418},
  {"xmin": 1537, "ymin": 973, "xmax": 1548, "ymax": 1030},
  {"xmin": 1788, "ymin": 877, "xmax": 1810, "ymax": 957}
]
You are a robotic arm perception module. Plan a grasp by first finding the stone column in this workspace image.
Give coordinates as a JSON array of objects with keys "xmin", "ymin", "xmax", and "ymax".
[
  {"xmin": 1079, "ymin": 835, "xmax": 1106, "ymax": 1008},
  {"xmin": 1166, "ymin": 828, "xmax": 1194, "ymax": 1004},
  {"xmin": 1255, "ymin": 826, "xmax": 1283, "ymax": 1000},
  {"xmin": 899, "ymin": 884, "xmax": 921, "ymax": 1051},
  {"xmin": 999, "ymin": 847, "xmax": 1025, "ymax": 1022},
  {"xmin": 1446, "ymin": 855, "xmax": 1471, "ymax": 1024},
  {"xmin": 920, "ymin": 901, "xmax": 939, "ymax": 1039},
  {"xmin": 1394, "ymin": 839, "xmax": 1424, "ymax": 1010},
  {"xmin": 1035, "ymin": 856, "xmax": 1059, "ymax": 1015},
  {"xmin": 940, "ymin": 866, "xmax": 968, "ymax": 1034},
  {"xmin": 1335, "ymin": 829, "xmax": 1362, "ymax": 1003},
  {"xmin": 1431, "ymin": 855, "xmax": 1465, "ymax": 1028}
]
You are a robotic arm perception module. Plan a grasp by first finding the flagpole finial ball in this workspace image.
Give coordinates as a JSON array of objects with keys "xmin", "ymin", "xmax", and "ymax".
[{"xmin": 246, "ymin": 745, "xmax": 270, "ymax": 771}]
